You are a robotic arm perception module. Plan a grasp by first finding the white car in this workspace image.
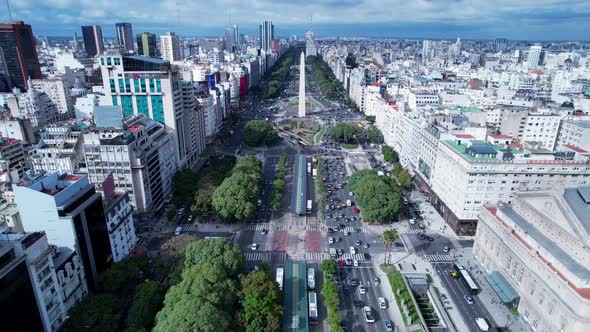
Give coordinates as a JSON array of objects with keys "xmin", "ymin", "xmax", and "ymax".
[
  {"xmin": 328, "ymin": 237, "xmax": 334, "ymax": 244},
  {"xmin": 378, "ymin": 297, "xmax": 387, "ymax": 309},
  {"xmin": 359, "ymin": 285, "xmax": 367, "ymax": 295},
  {"xmin": 353, "ymin": 259, "xmax": 359, "ymax": 267},
  {"xmin": 363, "ymin": 306, "xmax": 375, "ymax": 323},
  {"xmin": 349, "ymin": 246, "xmax": 356, "ymax": 255},
  {"xmin": 251, "ymin": 243, "xmax": 258, "ymax": 251},
  {"xmin": 409, "ymin": 218, "xmax": 416, "ymax": 225}
]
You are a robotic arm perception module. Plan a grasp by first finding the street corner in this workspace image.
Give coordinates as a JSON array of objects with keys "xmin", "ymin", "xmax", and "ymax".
[
  {"xmin": 305, "ymin": 230, "xmax": 322, "ymax": 252},
  {"xmin": 272, "ymin": 230, "xmax": 287, "ymax": 251}
]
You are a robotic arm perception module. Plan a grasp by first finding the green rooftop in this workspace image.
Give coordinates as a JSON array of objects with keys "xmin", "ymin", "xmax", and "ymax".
[
  {"xmin": 461, "ymin": 106, "xmax": 483, "ymax": 113},
  {"xmin": 444, "ymin": 140, "xmax": 500, "ymax": 162}
]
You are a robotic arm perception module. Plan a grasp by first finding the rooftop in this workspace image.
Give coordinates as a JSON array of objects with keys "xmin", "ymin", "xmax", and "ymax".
[
  {"xmin": 563, "ymin": 187, "xmax": 590, "ymax": 235},
  {"xmin": 562, "ymin": 120, "xmax": 590, "ymax": 129}
]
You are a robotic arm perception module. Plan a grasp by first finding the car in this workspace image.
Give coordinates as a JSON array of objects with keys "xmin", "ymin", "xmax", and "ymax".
[
  {"xmin": 353, "ymin": 207, "xmax": 360, "ymax": 214},
  {"xmin": 328, "ymin": 237, "xmax": 334, "ymax": 244},
  {"xmin": 339, "ymin": 270, "xmax": 347, "ymax": 280},
  {"xmin": 174, "ymin": 226, "xmax": 182, "ymax": 236},
  {"xmin": 393, "ymin": 241, "xmax": 404, "ymax": 247},
  {"xmin": 443, "ymin": 246, "xmax": 450, "ymax": 253},
  {"xmin": 418, "ymin": 223, "xmax": 425, "ymax": 229},
  {"xmin": 426, "ymin": 235, "xmax": 435, "ymax": 241},
  {"xmin": 464, "ymin": 295, "xmax": 474, "ymax": 304},
  {"xmin": 350, "ymin": 278, "xmax": 358, "ymax": 286},
  {"xmin": 373, "ymin": 277, "xmax": 381, "ymax": 285},
  {"xmin": 337, "ymin": 249, "xmax": 344, "ymax": 256},
  {"xmin": 251, "ymin": 243, "xmax": 258, "ymax": 251},
  {"xmin": 339, "ymin": 223, "xmax": 346, "ymax": 229},
  {"xmin": 353, "ymin": 259, "xmax": 359, "ymax": 267},
  {"xmin": 355, "ymin": 227, "xmax": 362, "ymax": 232},
  {"xmin": 363, "ymin": 243, "xmax": 370, "ymax": 249},
  {"xmin": 345, "ymin": 231, "xmax": 351, "ymax": 236},
  {"xmin": 187, "ymin": 215, "xmax": 193, "ymax": 222},
  {"xmin": 417, "ymin": 233, "xmax": 426, "ymax": 240},
  {"xmin": 261, "ymin": 229, "xmax": 268, "ymax": 235},
  {"xmin": 355, "ymin": 240, "xmax": 362, "ymax": 246},
  {"xmin": 327, "ymin": 227, "xmax": 335, "ymax": 233},
  {"xmin": 378, "ymin": 297, "xmax": 387, "ymax": 309},
  {"xmin": 345, "ymin": 258, "xmax": 353, "ymax": 266},
  {"xmin": 409, "ymin": 218, "xmax": 416, "ymax": 225},
  {"xmin": 384, "ymin": 320, "xmax": 394, "ymax": 332},
  {"xmin": 353, "ymin": 300, "xmax": 364, "ymax": 309},
  {"xmin": 349, "ymin": 247, "xmax": 356, "ymax": 255},
  {"xmin": 363, "ymin": 306, "xmax": 375, "ymax": 323},
  {"xmin": 358, "ymin": 285, "xmax": 367, "ymax": 295},
  {"xmin": 450, "ymin": 271, "xmax": 459, "ymax": 279},
  {"xmin": 343, "ymin": 286, "xmax": 350, "ymax": 295}
]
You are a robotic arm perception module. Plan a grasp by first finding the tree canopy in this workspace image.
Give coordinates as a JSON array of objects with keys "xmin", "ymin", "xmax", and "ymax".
[
  {"xmin": 212, "ymin": 157, "xmax": 262, "ymax": 222},
  {"xmin": 242, "ymin": 120, "xmax": 280, "ymax": 147},
  {"xmin": 382, "ymin": 145, "xmax": 399, "ymax": 164},
  {"xmin": 69, "ymin": 294, "xmax": 122, "ymax": 332},
  {"xmin": 348, "ymin": 170, "xmax": 402, "ymax": 223},
  {"xmin": 99, "ymin": 256, "xmax": 148, "ymax": 295},
  {"xmin": 124, "ymin": 280, "xmax": 164, "ymax": 332},
  {"xmin": 366, "ymin": 126, "xmax": 384, "ymax": 144},
  {"xmin": 329, "ymin": 123, "xmax": 359, "ymax": 143},
  {"xmin": 172, "ymin": 168, "xmax": 199, "ymax": 204},
  {"xmin": 308, "ymin": 55, "xmax": 344, "ymax": 100},
  {"xmin": 239, "ymin": 270, "xmax": 283, "ymax": 332}
]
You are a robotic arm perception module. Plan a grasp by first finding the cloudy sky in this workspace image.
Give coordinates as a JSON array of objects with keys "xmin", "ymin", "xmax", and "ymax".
[{"xmin": 3, "ymin": 0, "xmax": 590, "ymax": 40}]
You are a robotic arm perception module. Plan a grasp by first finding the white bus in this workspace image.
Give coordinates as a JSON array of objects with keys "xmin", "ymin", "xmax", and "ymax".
[
  {"xmin": 307, "ymin": 268, "xmax": 315, "ymax": 289},
  {"xmin": 308, "ymin": 291, "xmax": 318, "ymax": 324},
  {"xmin": 454, "ymin": 264, "xmax": 479, "ymax": 294},
  {"xmin": 475, "ymin": 318, "xmax": 489, "ymax": 331},
  {"xmin": 307, "ymin": 200, "xmax": 312, "ymax": 214},
  {"xmin": 276, "ymin": 267, "xmax": 284, "ymax": 291}
]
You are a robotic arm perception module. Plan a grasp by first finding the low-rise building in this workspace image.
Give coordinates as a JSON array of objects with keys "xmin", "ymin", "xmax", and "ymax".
[
  {"xmin": 30, "ymin": 127, "xmax": 84, "ymax": 174},
  {"xmin": 557, "ymin": 119, "xmax": 590, "ymax": 152}
]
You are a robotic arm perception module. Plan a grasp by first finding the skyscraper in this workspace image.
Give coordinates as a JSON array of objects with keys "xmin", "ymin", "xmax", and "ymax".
[
  {"xmin": 259, "ymin": 21, "xmax": 274, "ymax": 51},
  {"xmin": 160, "ymin": 32, "xmax": 181, "ymax": 62},
  {"xmin": 81, "ymin": 25, "xmax": 104, "ymax": 57},
  {"xmin": 115, "ymin": 22, "xmax": 134, "ymax": 52},
  {"xmin": 0, "ymin": 21, "xmax": 42, "ymax": 92},
  {"xmin": 527, "ymin": 45, "xmax": 542, "ymax": 69},
  {"xmin": 422, "ymin": 40, "xmax": 431, "ymax": 64},
  {"xmin": 72, "ymin": 32, "xmax": 79, "ymax": 50},
  {"xmin": 224, "ymin": 25, "xmax": 238, "ymax": 53},
  {"xmin": 136, "ymin": 32, "xmax": 157, "ymax": 57}
]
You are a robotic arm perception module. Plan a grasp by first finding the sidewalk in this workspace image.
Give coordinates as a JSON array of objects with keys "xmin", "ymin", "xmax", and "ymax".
[
  {"xmin": 454, "ymin": 248, "xmax": 531, "ymax": 332},
  {"xmin": 372, "ymin": 253, "xmax": 408, "ymax": 332}
]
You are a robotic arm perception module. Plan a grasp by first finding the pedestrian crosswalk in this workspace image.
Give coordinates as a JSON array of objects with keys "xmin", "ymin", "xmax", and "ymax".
[
  {"xmin": 340, "ymin": 226, "xmax": 368, "ymax": 234},
  {"xmin": 338, "ymin": 253, "xmax": 367, "ymax": 262},
  {"xmin": 244, "ymin": 251, "xmax": 288, "ymax": 263},
  {"xmin": 405, "ymin": 228, "xmax": 426, "ymax": 234},
  {"xmin": 305, "ymin": 252, "xmax": 330, "ymax": 262},
  {"xmin": 162, "ymin": 224, "xmax": 198, "ymax": 234},
  {"xmin": 421, "ymin": 254, "xmax": 452, "ymax": 262},
  {"xmin": 243, "ymin": 223, "xmax": 290, "ymax": 231},
  {"xmin": 306, "ymin": 224, "xmax": 327, "ymax": 232}
]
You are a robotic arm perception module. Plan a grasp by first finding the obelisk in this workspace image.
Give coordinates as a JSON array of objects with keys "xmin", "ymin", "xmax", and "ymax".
[{"xmin": 298, "ymin": 51, "xmax": 306, "ymax": 117}]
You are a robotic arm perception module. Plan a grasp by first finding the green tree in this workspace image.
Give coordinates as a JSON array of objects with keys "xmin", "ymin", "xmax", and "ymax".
[
  {"xmin": 242, "ymin": 120, "xmax": 280, "ymax": 147},
  {"xmin": 392, "ymin": 162, "xmax": 403, "ymax": 177},
  {"xmin": 212, "ymin": 173, "xmax": 259, "ymax": 221},
  {"xmin": 239, "ymin": 270, "xmax": 283, "ymax": 332},
  {"xmin": 172, "ymin": 168, "xmax": 199, "ymax": 204},
  {"xmin": 348, "ymin": 170, "xmax": 402, "ymax": 223},
  {"xmin": 382, "ymin": 145, "xmax": 399, "ymax": 163},
  {"xmin": 366, "ymin": 126, "xmax": 384, "ymax": 144},
  {"xmin": 397, "ymin": 169, "xmax": 413, "ymax": 189},
  {"xmin": 69, "ymin": 294, "xmax": 122, "ymax": 332},
  {"xmin": 191, "ymin": 185, "xmax": 216, "ymax": 216},
  {"xmin": 124, "ymin": 280, "xmax": 164, "ymax": 332},
  {"xmin": 365, "ymin": 115, "xmax": 376, "ymax": 123},
  {"xmin": 299, "ymin": 121, "xmax": 305, "ymax": 128},
  {"xmin": 183, "ymin": 238, "xmax": 245, "ymax": 275},
  {"xmin": 99, "ymin": 256, "xmax": 148, "ymax": 295},
  {"xmin": 329, "ymin": 123, "xmax": 359, "ymax": 143},
  {"xmin": 290, "ymin": 121, "xmax": 296, "ymax": 129},
  {"xmin": 379, "ymin": 229, "xmax": 399, "ymax": 265},
  {"xmin": 319, "ymin": 259, "xmax": 337, "ymax": 279}
]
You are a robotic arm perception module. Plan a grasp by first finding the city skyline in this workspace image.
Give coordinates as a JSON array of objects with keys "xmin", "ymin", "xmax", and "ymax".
[{"xmin": 2, "ymin": 0, "xmax": 590, "ymax": 41}]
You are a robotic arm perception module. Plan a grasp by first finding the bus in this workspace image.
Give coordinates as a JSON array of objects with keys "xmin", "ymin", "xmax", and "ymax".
[
  {"xmin": 308, "ymin": 291, "xmax": 318, "ymax": 324},
  {"xmin": 307, "ymin": 200, "xmax": 312, "ymax": 214},
  {"xmin": 454, "ymin": 264, "xmax": 479, "ymax": 294},
  {"xmin": 276, "ymin": 267, "xmax": 284, "ymax": 291},
  {"xmin": 307, "ymin": 268, "xmax": 315, "ymax": 289}
]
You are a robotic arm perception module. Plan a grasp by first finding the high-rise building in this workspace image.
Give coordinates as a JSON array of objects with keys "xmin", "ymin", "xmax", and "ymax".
[
  {"xmin": 84, "ymin": 115, "xmax": 176, "ymax": 214},
  {"xmin": 136, "ymin": 32, "xmax": 157, "ymax": 57},
  {"xmin": 99, "ymin": 53, "xmax": 206, "ymax": 168},
  {"xmin": 14, "ymin": 172, "xmax": 114, "ymax": 289},
  {"xmin": 115, "ymin": 22, "xmax": 134, "ymax": 52},
  {"xmin": 422, "ymin": 40, "xmax": 431, "ymax": 64},
  {"xmin": 305, "ymin": 30, "xmax": 316, "ymax": 57},
  {"xmin": 527, "ymin": 45, "xmax": 542, "ymax": 69},
  {"xmin": 224, "ymin": 25, "xmax": 238, "ymax": 53},
  {"xmin": 0, "ymin": 21, "xmax": 42, "ymax": 92},
  {"xmin": 81, "ymin": 25, "xmax": 104, "ymax": 57},
  {"xmin": 72, "ymin": 32, "xmax": 79, "ymax": 50},
  {"xmin": 160, "ymin": 32, "xmax": 180, "ymax": 62},
  {"xmin": 259, "ymin": 21, "xmax": 274, "ymax": 51}
]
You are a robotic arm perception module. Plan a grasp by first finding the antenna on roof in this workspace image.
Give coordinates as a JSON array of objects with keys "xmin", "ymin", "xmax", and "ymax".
[{"xmin": 6, "ymin": 0, "xmax": 13, "ymax": 21}]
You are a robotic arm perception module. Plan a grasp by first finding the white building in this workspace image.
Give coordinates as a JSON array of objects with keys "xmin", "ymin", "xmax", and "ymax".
[
  {"xmin": 30, "ymin": 127, "xmax": 84, "ymax": 174},
  {"xmin": 102, "ymin": 184, "xmax": 136, "ymax": 262},
  {"xmin": 0, "ymin": 113, "xmax": 35, "ymax": 144},
  {"xmin": 523, "ymin": 113, "xmax": 562, "ymax": 150},
  {"xmin": 99, "ymin": 53, "xmax": 206, "ymax": 168},
  {"xmin": 558, "ymin": 119, "xmax": 590, "ymax": 152},
  {"xmin": 408, "ymin": 90, "xmax": 441, "ymax": 110},
  {"xmin": 74, "ymin": 93, "xmax": 100, "ymax": 121},
  {"xmin": 429, "ymin": 135, "xmax": 590, "ymax": 235},
  {"xmin": 160, "ymin": 32, "xmax": 181, "ymax": 62},
  {"xmin": 474, "ymin": 187, "xmax": 590, "ymax": 332},
  {"xmin": 32, "ymin": 78, "xmax": 75, "ymax": 120},
  {"xmin": 83, "ymin": 115, "xmax": 176, "ymax": 214},
  {"xmin": 0, "ymin": 230, "xmax": 88, "ymax": 332},
  {"xmin": 0, "ymin": 88, "xmax": 59, "ymax": 127},
  {"xmin": 527, "ymin": 45, "xmax": 542, "ymax": 69}
]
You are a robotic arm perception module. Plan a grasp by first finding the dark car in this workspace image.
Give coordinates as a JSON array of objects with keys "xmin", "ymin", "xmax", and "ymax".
[
  {"xmin": 417, "ymin": 233, "xmax": 426, "ymax": 240},
  {"xmin": 343, "ymin": 286, "xmax": 350, "ymax": 295},
  {"xmin": 393, "ymin": 241, "xmax": 404, "ymax": 247},
  {"xmin": 339, "ymin": 270, "xmax": 347, "ymax": 280},
  {"xmin": 339, "ymin": 223, "xmax": 346, "ymax": 229},
  {"xmin": 384, "ymin": 320, "xmax": 394, "ymax": 332},
  {"xmin": 426, "ymin": 235, "xmax": 435, "ymax": 241},
  {"xmin": 350, "ymin": 278, "xmax": 358, "ymax": 286},
  {"xmin": 353, "ymin": 300, "xmax": 364, "ymax": 309}
]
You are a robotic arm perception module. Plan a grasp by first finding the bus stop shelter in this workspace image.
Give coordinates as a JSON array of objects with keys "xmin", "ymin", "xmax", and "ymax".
[{"xmin": 485, "ymin": 271, "xmax": 520, "ymax": 307}]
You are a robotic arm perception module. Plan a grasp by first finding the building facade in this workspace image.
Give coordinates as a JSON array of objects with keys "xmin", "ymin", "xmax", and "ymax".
[
  {"xmin": 136, "ymin": 32, "xmax": 157, "ymax": 57},
  {"xmin": 160, "ymin": 32, "xmax": 180, "ymax": 62},
  {"xmin": 259, "ymin": 21, "xmax": 274, "ymax": 51},
  {"xmin": 474, "ymin": 187, "xmax": 590, "ymax": 332},
  {"xmin": 115, "ymin": 23, "xmax": 134, "ymax": 52},
  {"xmin": 81, "ymin": 25, "xmax": 104, "ymax": 57},
  {"xmin": 30, "ymin": 127, "xmax": 84, "ymax": 174},
  {"xmin": 0, "ymin": 21, "xmax": 42, "ymax": 92},
  {"xmin": 101, "ymin": 176, "xmax": 136, "ymax": 262}
]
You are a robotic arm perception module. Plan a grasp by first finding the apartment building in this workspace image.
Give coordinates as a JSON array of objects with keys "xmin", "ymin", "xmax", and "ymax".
[
  {"xmin": 101, "ymin": 174, "xmax": 136, "ymax": 262},
  {"xmin": 474, "ymin": 187, "xmax": 590, "ymax": 332},
  {"xmin": 32, "ymin": 78, "xmax": 75, "ymax": 120},
  {"xmin": 0, "ymin": 137, "xmax": 26, "ymax": 178},
  {"xmin": 30, "ymin": 127, "xmax": 84, "ymax": 173},
  {"xmin": 557, "ymin": 119, "xmax": 590, "ymax": 152},
  {"xmin": 523, "ymin": 113, "xmax": 562, "ymax": 150},
  {"xmin": 430, "ymin": 135, "xmax": 590, "ymax": 234},
  {"xmin": 83, "ymin": 115, "xmax": 176, "ymax": 214},
  {"xmin": 0, "ymin": 230, "xmax": 88, "ymax": 332}
]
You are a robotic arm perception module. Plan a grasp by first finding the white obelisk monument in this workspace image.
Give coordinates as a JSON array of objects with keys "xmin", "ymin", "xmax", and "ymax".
[{"xmin": 298, "ymin": 51, "xmax": 306, "ymax": 117}]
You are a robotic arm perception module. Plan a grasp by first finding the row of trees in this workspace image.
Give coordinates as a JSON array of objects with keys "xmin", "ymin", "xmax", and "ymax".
[
  {"xmin": 191, "ymin": 156, "xmax": 237, "ymax": 217},
  {"xmin": 366, "ymin": 126, "xmax": 384, "ymax": 144},
  {"xmin": 315, "ymin": 157, "xmax": 327, "ymax": 217},
  {"xmin": 270, "ymin": 153, "xmax": 288, "ymax": 211},
  {"xmin": 348, "ymin": 170, "xmax": 403, "ymax": 223},
  {"xmin": 239, "ymin": 268, "xmax": 284, "ymax": 332},
  {"xmin": 392, "ymin": 162, "xmax": 412, "ymax": 189},
  {"xmin": 319, "ymin": 260, "xmax": 344, "ymax": 332},
  {"xmin": 212, "ymin": 156, "xmax": 263, "ymax": 222},
  {"xmin": 382, "ymin": 145, "xmax": 399, "ymax": 164},
  {"xmin": 69, "ymin": 256, "xmax": 164, "ymax": 332},
  {"xmin": 261, "ymin": 48, "xmax": 296, "ymax": 99},
  {"xmin": 328, "ymin": 123, "xmax": 360, "ymax": 144},
  {"xmin": 307, "ymin": 55, "xmax": 344, "ymax": 100},
  {"xmin": 242, "ymin": 120, "xmax": 280, "ymax": 147}
]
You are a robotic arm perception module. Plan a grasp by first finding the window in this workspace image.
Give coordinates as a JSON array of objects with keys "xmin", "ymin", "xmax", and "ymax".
[
  {"xmin": 151, "ymin": 95, "xmax": 164, "ymax": 123},
  {"xmin": 136, "ymin": 96, "xmax": 149, "ymax": 117},
  {"xmin": 149, "ymin": 79, "xmax": 155, "ymax": 92},
  {"xmin": 121, "ymin": 95, "xmax": 134, "ymax": 118},
  {"xmin": 100, "ymin": 58, "xmax": 105, "ymax": 65},
  {"xmin": 114, "ymin": 57, "xmax": 121, "ymax": 65},
  {"xmin": 112, "ymin": 96, "xmax": 118, "ymax": 106},
  {"xmin": 118, "ymin": 78, "xmax": 125, "ymax": 92},
  {"xmin": 125, "ymin": 79, "xmax": 131, "ymax": 92},
  {"xmin": 156, "ymin": 78, "xmax": 161, "ymax": 92},
  {"xmin": 141, "ymin": 79, "xmax": 147, "ymax": 93},
  {"xmin": 109, "ymin": 78, "xmax": 116, "ymax": 93},
  {"xmin": 106, "ymin": 57, "xmax": 112, "ymax": 65},
  {"xmin": 134, "ymin": 79, "xmax": 140, "ymax": 92}
]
